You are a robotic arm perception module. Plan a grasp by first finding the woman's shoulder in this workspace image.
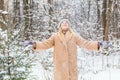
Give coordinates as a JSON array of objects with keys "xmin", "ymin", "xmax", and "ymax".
[
  {"xmin": 50, "ymin": 33, "xmax": 58, "ymax": 38},
  {"xmin": 72, "ymin": 32, "xmax": 79, "ymax": 37}
]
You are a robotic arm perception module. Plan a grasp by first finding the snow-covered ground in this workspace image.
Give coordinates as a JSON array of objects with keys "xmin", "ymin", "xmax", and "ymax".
[
  {"xmin": 28, "ymin": 63, "xmax": 120, "ymax": 80},
  {"xmin": 27, "ymin": 62, "xmax": 52, "ymax": 80},
  {"xmin": 27, "ymin": 49, "xmax": 120, "ymax": 80},
  {"xmin": 94, "ymin": 68, "xmax": 120, "ymax": 80}
]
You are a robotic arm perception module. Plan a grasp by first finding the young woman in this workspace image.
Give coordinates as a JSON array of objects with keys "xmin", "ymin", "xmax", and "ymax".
[{"xmin": 23, "ymin": 19, "xmax": 111, "ymax": 80}]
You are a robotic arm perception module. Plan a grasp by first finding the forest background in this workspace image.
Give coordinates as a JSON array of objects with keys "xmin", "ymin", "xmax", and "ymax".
[{"xmin": 0, "ymin": 0, "xmax": 120, "ymax": 80}]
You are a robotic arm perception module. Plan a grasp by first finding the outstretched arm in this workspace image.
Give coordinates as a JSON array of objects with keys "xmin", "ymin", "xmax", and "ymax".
[
  {"xmin": 33, "ymin": 34, "xmax": 55, "ymax": 50},
  {"xmin": 75, "ymin": 34, "xmax": 99, "ymax": 51}
]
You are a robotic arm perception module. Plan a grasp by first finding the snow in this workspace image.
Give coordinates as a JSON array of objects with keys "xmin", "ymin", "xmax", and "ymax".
[
  {"xmin": 16, "ymin": 67, "xmax": 26, "ymax": 72},
  {"xmin": 94, "ymin": 69, "xmax": 120, "ymax": 80},
  {"xmin": 1, "ymin": 11, "xmax": 8, "ymax": 14},
  {"xmin": 1, "ymin": 0, "xmax": 120, "ymax": 80},
  {"xmin": 27, "ymin": 62, "xmax": 45, "ymax": 80},
  {"xmin": 26, "ymin": 48, "xmax": 120, "ymax": 80},
  {"xmin": 27, "ymin": 62, "xmax": 52, "ymax": 80},
  {"xmin": 29, "ymin": 63, "xmax": 120, "ymax": 80},
  {"xmin": 0, "ymin": 10, "xmax": 8, "ymax": 14}
]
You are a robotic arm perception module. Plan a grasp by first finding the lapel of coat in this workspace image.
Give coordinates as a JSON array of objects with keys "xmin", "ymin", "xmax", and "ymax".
[{"xmin": 58, "ymin": 31, "xmax": 73, "ymax": 46}]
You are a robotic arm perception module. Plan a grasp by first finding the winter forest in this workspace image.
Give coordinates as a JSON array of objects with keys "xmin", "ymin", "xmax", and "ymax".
[{"xmin": 0, "ymin": 0, "xmax": 120, "ymax": 80}]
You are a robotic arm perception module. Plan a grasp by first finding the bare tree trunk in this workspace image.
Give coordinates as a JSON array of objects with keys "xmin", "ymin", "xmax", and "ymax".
[
  {"xmin": 113, "ymin": 0, "xmax": 119, "ymax": 39},
  {"xmin": 96, "ymin": 0, "xmax": 100, "ymax": 22},
  {"xmin": 47, "ymin": 0, "xmax": 53, "ymax": 32},
  {"xmin": 87, "ymin": 0, "xmax": 91, "ymax": 21},
  {"xmin": 117, "ymin": 0, "xmax": 120, "ymax": 39},
  {"xmin": 102, "ymin": 0, "xmax": 107, "ymax": 40},
  {"xmin": 114, "ymin": 0, "xmax": 120, "ymax": 39},
  {"xmin": 48, "ymin": 0, "xmax": 53, "ymax": 15},
  {"xmin": 13, "ymin": 0, "xmax": 20, "ymax": 29},
  {"xmin": 0, "ymin": 0, "xmax": 4, "ymax": 9},
  {"xmin": 104, "ymin": 0, "xmax": 112, "ymax": 41},
  {"xmin": 0, "ymin": 0, "xmax": 7, "ymax": 30},
  {"xmin": 23, "ymin": 0, "xmax": 34, "ymax": 40},
  {"xmin": 23, "ymin": 0, "xmax": 29, "ymax": 40},
  {"xmin": 0, "ymin": 0, "xmax": 4, "ymax": 72},
  {"xmin": 29, "ymin": 0, "xmax": 34, "ymax": 37}
]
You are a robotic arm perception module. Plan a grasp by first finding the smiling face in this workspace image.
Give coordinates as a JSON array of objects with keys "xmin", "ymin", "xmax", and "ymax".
[{"xmin": 60, "ymin": 21, "xmax": 69, "ymax": 31}]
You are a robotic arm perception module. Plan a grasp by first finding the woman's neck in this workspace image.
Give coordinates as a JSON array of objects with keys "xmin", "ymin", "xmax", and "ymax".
[{"xmin": 62, "ymin": 30, "xmax": 68, "ymax": 35}]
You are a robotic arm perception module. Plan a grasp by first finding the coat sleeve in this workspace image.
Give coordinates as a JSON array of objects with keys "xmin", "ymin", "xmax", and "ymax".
[
  {"xmin": 33, "ymin": 34, "xmax": 55, "ymax": 50},
  {"xmin": 75, "ymin": 34, "xmax": 99, "ymax": 51}
]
